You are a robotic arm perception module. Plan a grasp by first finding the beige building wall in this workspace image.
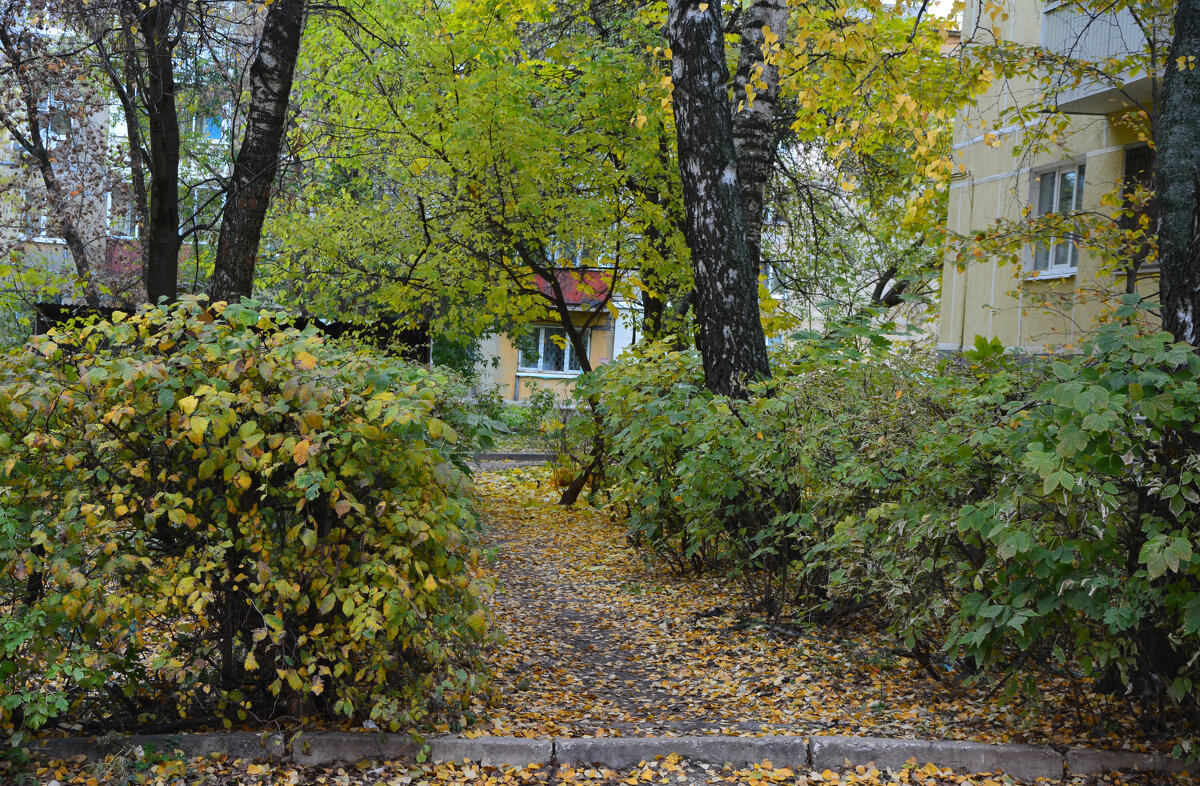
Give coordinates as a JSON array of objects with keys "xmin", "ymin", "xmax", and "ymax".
[{"xmin": 937, "ymin": 0, "xmax": 1159, "ymax": 352}]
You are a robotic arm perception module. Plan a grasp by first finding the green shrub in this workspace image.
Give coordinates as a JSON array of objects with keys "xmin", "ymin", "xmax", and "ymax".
[
  {"xmin": 591, "ymin": 307, "xmax": 1200, "ymax": 721},
  {"xmin": 0, "ymin": 298, "xmax": 492, "ymax": 744}
]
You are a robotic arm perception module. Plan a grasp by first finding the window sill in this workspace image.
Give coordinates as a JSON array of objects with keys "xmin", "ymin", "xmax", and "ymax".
[
  {"xmin": 1023, "ymin": 268, "xmax": 1077, "ymax": 282},
  {"xmin": 516, "ymin": 370, "xmax": 582, "ymax": 379}
]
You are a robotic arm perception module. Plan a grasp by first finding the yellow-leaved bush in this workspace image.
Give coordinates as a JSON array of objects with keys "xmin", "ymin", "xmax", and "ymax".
[{"xmin": 0, "ymin": 298, "xmax": 492, "ymax": 742}]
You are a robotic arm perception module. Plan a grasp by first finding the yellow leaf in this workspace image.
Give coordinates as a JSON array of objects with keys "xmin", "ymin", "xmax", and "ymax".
[
  {"xmin": 244, "ymin": 652, "xmax": 259, "ymax": 671},
  {"xmin": 178, "ymin": 395, "xmax": 199, "ymax": 415},
  {"xmin": 424, "ymin": 574, "xmax": 438, "ymax": 593},
  {"xmin": 189, "ymin": 416, "xmax": 209, "ymax": 446},
  {"xmin": 246, "ymin": 763, "xmax": 269, "ymax": 775},
  {"xmin": 295, "ymin": 350, "xmax": 317, "ymax": 371},
  {"xmin": 698, "ymin": 2, "xmax": 709, "ymax": 8},
  {"xmin": 293, "ymin": 439, "xmax": 311, "ymax": 464}
]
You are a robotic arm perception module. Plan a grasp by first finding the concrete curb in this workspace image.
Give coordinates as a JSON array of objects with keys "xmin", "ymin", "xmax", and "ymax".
[
  {"xmin": 555, "ymin": 736, "xmax": 807, "ymax": 768},
  {"xmin": 810, "ymin": 736, "xmax": 1062, "ymax": 781},
  {"xmin": 25, "ymin": 733, "xmax": 1189, "ymax": 778}
]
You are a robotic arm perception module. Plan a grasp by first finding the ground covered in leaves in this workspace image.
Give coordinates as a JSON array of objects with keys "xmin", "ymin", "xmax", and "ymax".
[
  {"xmin": 470, "ymin": 469, "xmax": 1193, "ymax": 753},
  {"xmin": 15, "ymin": 467, "xmax": 1200, "ymax": 785},
  {"xmin": 24, "ymin": 750, "xmax": 1197, "ymax": 786}
]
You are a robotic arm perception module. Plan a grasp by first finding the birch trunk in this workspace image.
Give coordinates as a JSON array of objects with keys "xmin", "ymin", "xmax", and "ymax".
[
  {"xmin": 1157, "ymin": 0, "xmax": 1200, "ymax": 346},
  {"xmin": 666, "ymin": 0, "xmax": 771, "ymax": 397},
  {"xmin": 732, "ymin": 0, "xmax": 788, "ymax": 270},
  {"xmin": 208, "ymin": 0, "xmax": 306, "ymax": 303}
]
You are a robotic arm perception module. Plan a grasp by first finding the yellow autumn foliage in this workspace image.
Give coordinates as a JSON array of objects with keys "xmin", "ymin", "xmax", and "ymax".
[{"xmin": 0, "ymin": 298, "xmax": 492, "ymax": 741}]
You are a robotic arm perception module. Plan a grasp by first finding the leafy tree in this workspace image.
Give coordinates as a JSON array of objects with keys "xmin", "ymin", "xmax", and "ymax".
[
  {"xmin": 764, "ymin": 0, "xmax": 970, "ymax": 330},
  {"xmin": 267, "ymin": 0, "xmax": 687, "ymax": 356},
  {"xmin": 0, "ymin": 0, "xmax": 110, "ymax": 306},
  {"xmin": 2, "ymin": 0, "xmax": 308, "ymax": 304}
]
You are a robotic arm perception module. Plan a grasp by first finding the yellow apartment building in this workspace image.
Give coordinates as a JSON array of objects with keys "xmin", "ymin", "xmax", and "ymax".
[
  {"xmin": 938, "ymin": 0, "xmax": 1165, "ymax": 352},
  {"xmin": 474, "ymin": 271, "xmax": 638, "ymax": 402}
]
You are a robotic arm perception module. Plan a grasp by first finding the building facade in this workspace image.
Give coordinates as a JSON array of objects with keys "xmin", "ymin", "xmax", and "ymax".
[
  {"xmin": 937, "ymin": 0, "xmax": 1165, "ymax": 352},
  {"xmin": 475, "ymin": 271, "xmax": 638, "ymax": 402}
]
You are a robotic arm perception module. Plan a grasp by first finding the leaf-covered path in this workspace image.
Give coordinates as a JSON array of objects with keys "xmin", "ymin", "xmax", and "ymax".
[{"xmin": 471, "ymin": 469, "xmax": 1191, "ymax": 753}]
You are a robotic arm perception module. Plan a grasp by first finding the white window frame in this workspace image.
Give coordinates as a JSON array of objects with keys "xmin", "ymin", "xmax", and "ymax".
[
  {"xmin": 1030, "ymin": 161, "xmax": 1086, "ymax": 277},
  {"xmin": 517, "ymin": 325, "xmax": 589, "ymax": 375}
]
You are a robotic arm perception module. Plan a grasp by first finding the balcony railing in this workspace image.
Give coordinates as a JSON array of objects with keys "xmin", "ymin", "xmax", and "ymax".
[{"xmin": 1041, "ymin": 1, "xmax": 1162, "ymax": 114}]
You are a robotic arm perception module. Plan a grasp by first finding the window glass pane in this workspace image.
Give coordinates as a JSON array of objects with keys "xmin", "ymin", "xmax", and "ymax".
[
  {"xmin": 1058, "ymin": 170, "xmax": 1076, "ymax": 215},
  {"xmin": 1053, "ymin": 240, "xmax": 1071, "ymax": 268},
  {"xmin": 1037, "ymin": 173, "xmax": 1056, "ymax": 215},
  {"xmin": 49, "ymin": 110, "xmax": 71, "ymax": 137},
  {"xmin": 568, "ymin": 336, "xmax": 583, "ymax": 371},
  {"xmin": 204, "ymin": 117, "xmax": 222, "ymax": 140},
  {"xmin": 543, "ymin": 328, "xmax": 565, "ymax": 371},
  {"xmin": 1033, "ymin": 245, "xmax": 1050, "ymax": 271},
  {"xmin": 1074, "ymin": 164, "xmax": 1085, "ymax": 209},
  {"xmin": 518, "ymin": 329, "xmax": 540, "ymax": 369}
]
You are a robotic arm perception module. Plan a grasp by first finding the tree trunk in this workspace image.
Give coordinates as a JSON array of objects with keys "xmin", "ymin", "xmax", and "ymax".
[
  {"xmin": 732, "ymin": 0, "xmax": 788, "ymax": 271},
  {"xmin": 208, "ymin": 0, "xmax": 306, "ymax": 303},
  {"xmin": 137, "ymin": 2, "xmax": 183, "ymax": 304},
  {"xmin": 1156, "ymin": 0, "xmax": 1200, "ymax": 345},
  {"xmin": 666, "ymin": 0, "xmax": 771, "ymax": 396}
]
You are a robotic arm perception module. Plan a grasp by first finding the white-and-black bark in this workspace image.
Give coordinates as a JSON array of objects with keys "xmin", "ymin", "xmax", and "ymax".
[
  {"xmin": 207, "ymin": 0, "xmax": 306, "ymax": 303},
  {"xmin": 666, "ymin": 0, "xmax": 771, "ymax": 396},
  {"xmin": 732, "ymin": 0, "xmax": 788, "ymax": 271},
  {"xmin": 1156, "ymin": 0, "xmax": 1200, "ymax": 346}
]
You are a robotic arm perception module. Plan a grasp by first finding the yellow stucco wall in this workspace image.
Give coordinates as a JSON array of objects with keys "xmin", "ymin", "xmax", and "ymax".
[{"xmin": 938, "ymin": 0, "xmax": 1159, "ymax": 352}]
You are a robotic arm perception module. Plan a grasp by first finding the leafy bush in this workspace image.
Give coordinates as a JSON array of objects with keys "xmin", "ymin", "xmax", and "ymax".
[
  {"xmin": 590, "ymin": 305, "xmax": 1200, "ymax": 722},
  {"xmin": 0, "ymin": 298, "xmax": 492, "ymax": 746}
]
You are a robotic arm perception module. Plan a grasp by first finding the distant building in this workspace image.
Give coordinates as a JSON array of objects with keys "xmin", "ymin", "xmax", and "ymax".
[{"xmin": 475, "ymin": 270, "xmax": 638, "ymax": 402}]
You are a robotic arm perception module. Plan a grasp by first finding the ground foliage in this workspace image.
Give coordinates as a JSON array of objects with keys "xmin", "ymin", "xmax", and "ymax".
[
  {"xmin": 20, "ymin": 748, "xmax": 1198, "ymax": 786},
  {"xmin": 470, "ymin": 469, "xmax": 1191, "ymax": 752},
  {"xmin": 0, "ymin": 300, "xmax": 493, "ymax": 750}
]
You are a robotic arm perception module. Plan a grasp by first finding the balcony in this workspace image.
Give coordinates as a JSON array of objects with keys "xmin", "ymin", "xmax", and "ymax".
[{"xmin": 1041, "ymin": 0, "xmax": 1162, "ymax": 114}]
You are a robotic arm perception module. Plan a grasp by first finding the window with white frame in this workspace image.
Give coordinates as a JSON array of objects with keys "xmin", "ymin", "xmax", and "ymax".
[
  {"xmin": 518, "ymin": 326, "xmax": 589, "ymax": 374},
  {"xmin": 1032, "ymin": 162, "xmax": 1085, "ymax": 274}
]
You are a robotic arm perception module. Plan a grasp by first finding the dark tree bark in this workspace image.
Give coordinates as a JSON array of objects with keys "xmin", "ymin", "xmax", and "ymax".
[
  {"xmin": 666, "ymin": 0, "xmax": 770, "ymax": 396},
  {"xmin": 135, "ymin": 1, "xmax": 183, "ymax": 304},
  {"xmin": 1156, "ymin": 0, "xmax": 1200, "ymax": 345},
  {"xmin": 208, "ymin": 0, "xmax": 307, "ymax": 303},
  {"xmin": 732, "ymin": 0, "xmax": 788, "ymax": 271}
]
